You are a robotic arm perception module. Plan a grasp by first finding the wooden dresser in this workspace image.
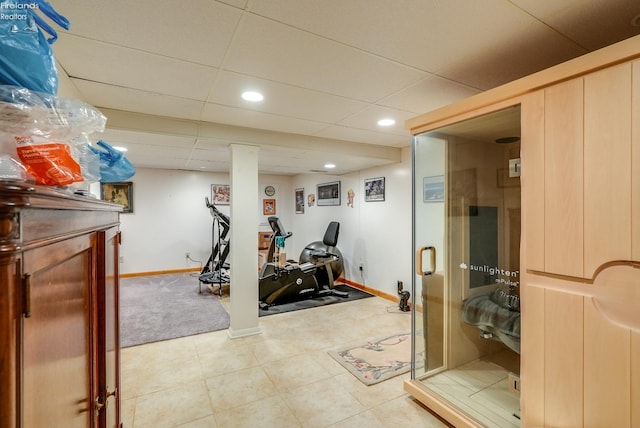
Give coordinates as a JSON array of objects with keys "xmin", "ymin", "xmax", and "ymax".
[{"xmin": 0, "ymin": 182, "xmax": 122, "ymax": 428}]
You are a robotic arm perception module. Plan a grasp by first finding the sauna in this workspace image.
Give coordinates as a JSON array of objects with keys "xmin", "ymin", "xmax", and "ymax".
[
  {"xmin": 412, "ymin": 107, "xmax": 522, "ymax": 427},
  {"xmin": 406, "ymin": 34, "xmax": 640, "ymax": 428}
]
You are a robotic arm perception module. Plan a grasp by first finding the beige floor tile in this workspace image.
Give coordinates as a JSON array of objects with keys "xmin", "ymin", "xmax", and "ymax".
[
  {"xmin": 197, "ymin": 345, "xmax": 260, "ymax": 379},
  {"xmin": 327, "ymin": 410, "xmax": 386, "ymax": 428},
  {"xmin": 121, "ymin": 351, "xmax": 204, "ymax": 399},
  {"xmin": 213, "ymin": 396, "xmax": 301, "ymax": 428},
  {"xmin": 249, "ymin": 337, "xmax": 315, "ymax": 365},
  {"xmin": 175, "ymin": 415, "xmax": 218, "ymax": 428},
  {"xmin": 120, "ymin": 397, "xmax": 136, "ymax": 427},
  {"xmin": 205, "ymin": 366, "xmax": 278, "ymax": 412},
  {"xmin": 262, "ymin": 352, "xmax": 333, "ymax": 392},
  {"xmin": 333, "ymin": 372, "xmax": 409, "ymax": 409},
  {"xmin": 132, "ymin": 380, "xmax": 212, "ymax": 428},
  {"xmin": 282, "ymin": 377, "xmax": 366, "ymax": 428},
  {"xmin": 370, "ymin": 396, "xmax": 451, "ymax": 427}
]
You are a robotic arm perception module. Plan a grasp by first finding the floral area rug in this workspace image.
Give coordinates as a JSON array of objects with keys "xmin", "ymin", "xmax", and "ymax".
[{"xmin": 328, "ymin": 333, "xmax": 412, "ymax": 386}]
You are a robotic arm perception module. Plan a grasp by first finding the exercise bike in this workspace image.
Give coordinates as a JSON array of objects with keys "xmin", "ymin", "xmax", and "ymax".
[
  {"xmin": 199, "ymin": 197, "xmax": 230, "ymax": 295},
  {"xmin": 258, "ymin": 217, "xmax": 319, "ymax": 307},
  {"xmin": 259, "ymin": 217, "xmax": 348, "ymax": 308}
]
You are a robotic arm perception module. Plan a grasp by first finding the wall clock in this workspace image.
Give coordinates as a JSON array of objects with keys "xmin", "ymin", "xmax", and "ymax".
[{"xmin": 264, "ymin": 185, "xmax": 275, "ymax": 196}]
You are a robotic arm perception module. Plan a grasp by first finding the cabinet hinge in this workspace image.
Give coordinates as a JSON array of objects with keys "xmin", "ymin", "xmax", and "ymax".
[{"xmin": 22, "ymin": 274, "xmax": 31, "ymax": 318}]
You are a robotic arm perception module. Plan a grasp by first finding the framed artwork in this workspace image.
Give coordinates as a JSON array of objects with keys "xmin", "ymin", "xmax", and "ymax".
[
  {"xmin": 308, "ymin": 193, "xmax": 315, "ymax": 207},
  {"xmin": 364, "ymin": 177, "xmax": 385, "ymax": 202},
  {"xmin": 211, "ymin": 184, "xmax": 230, "ymax": 205},
  {"xmin": 317, "ymin": 181, "xmax": 341, "ymax": 206},
  {"xmin": 295, "ymin": 188, "xmax": 305, "ymax": 214},
  {"xmin": 423, "ymin": 175, "xmax": 445, "ymax": 203},
  {"xmin": 263, "ymin": 198, "xmax": 276, "ymax": 215},
  {"xmin": 101, "ymin": 182, "xmax": 133, "ymax": 213}
]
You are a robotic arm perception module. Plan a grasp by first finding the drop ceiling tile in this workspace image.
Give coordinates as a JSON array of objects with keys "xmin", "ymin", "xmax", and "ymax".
[
  {"xmin": 54, "ymin": 35, "xmax": 218, "ymax": 102},
  {"xmin": 225, "ymin": 13, "xmax": 426, "ymax": 102},
  {"xmin": 73, "ymin": 80, "xmax": 206, "ymax": 121},
  {"xmin": 315, "ymin": 125, "xmax": 410, "ymax": 148},
  {"xmin": 512, "ymin": 0, "xmax": 640, "ymax": 50},
  {"xmin": 52, "ymin": 0, "xmax": 241, "ymax": 67},
  {"xmin": 200, "ymin": 103, "xmax": 329, "ymax": 136},
  {"xmin": 111, "ymin": 142, "xmax": 193, "ymax": 169},
  {"xmin": 189, "ymin": 147, "xmax": 231, "ymax": 163},
  {"xmin": 219, "ymin": 0, "xmax": 248, "ymax": 8},
  {"xmin": 337, "ymin": 105, "xmax": 416, "ymax": 136},
  {"xmin": 97, "ymin": 129, "xmax": 197, "ymax": 149},
  {"xmin": 206, "ymin": 71, "xmax": 367, "ymax": 123},
  {"xmin": 379, "ymin": 75, "xmax": 480, "ymax": 115},
  {"xmin": 185, "ymin": 159, "xmax": 230, "ymax": 172}
]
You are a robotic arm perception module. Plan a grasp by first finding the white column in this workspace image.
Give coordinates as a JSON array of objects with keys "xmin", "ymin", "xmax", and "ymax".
[{"xmin": 228, "ymin": 143, "xmax": 261, "ymax": 338}]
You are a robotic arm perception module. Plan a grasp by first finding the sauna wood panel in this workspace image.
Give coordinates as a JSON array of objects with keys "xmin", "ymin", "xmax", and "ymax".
[
  {"xmin": 584, "ymin": 299, "xmax": 631, "ymax": 427},
  {"xmin": 633, "ymin": 60, "xmax": 640, "ymax": 262},
  {"xmin": 633, "ymin": 331, "xmax": 640, "ymax": 428},
  {"xmin": 584, "ymin": 63, "xmax": 632, "ymax": 278},
  {"xmin": 520, "ymin": 282, "xmax": 544, "ymax": 427},
  {"xmin": 543, "ymin": 289, "xmax": 583, "ymax": 426},
  {"xmin": 543, "ymin": 79, "xmax": 584, "ymax": 277},
  {"xmin": 521, "ymin": 91, "xmax": 545, "ymax": 272}
]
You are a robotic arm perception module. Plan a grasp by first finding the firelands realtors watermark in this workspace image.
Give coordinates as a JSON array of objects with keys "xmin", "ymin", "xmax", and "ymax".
[{"xmin": 1, "ymin": 2, "xmax": 39, "ymax": 21}]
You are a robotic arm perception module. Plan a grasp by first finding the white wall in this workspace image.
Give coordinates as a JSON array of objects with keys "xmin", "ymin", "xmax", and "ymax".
[{"xmin": 106, "ymin": 148, "xmax": 413, "ymax": 299}]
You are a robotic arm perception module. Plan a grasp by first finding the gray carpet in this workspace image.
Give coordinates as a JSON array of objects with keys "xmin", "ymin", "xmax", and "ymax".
[{"xmin": 120, "ymin": 272, "xmax": 230, "ymax": 348}]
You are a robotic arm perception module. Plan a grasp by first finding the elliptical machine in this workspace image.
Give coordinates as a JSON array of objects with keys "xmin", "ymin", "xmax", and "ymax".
[
  {"xmin": 199, "ymin": 197, "xmax": 230, "ymax": 295},
  {"xmin": 259, "ymin": 216, "xmax": 319, "ymax": 307}
]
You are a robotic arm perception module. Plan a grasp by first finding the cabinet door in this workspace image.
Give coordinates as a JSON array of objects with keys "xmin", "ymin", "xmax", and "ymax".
[
  {"xmin": 0, "ymin": 256, "xmax": 20, "ymax": 428},
  {"xmin": 95, "ymin": 228, "xmax": 121, "ymax": 428},
  {"xmin": 22, "ymin": 234, "xmax": 97, "ymax": 428}
]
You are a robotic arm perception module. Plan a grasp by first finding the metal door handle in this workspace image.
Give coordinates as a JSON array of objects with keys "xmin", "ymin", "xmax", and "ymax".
[{"xmin": 416, "ymin": 246, "xmax": 436, "ymax": 276}]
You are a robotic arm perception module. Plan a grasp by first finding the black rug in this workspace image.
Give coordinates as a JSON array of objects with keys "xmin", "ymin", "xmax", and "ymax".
[
  {"xmin": 259, "ymin": 284, "xmax": 374, "ymax": 316},
  {"xmin": 120, "ymin": 273, "xmax": 230, "ymax": 347}
]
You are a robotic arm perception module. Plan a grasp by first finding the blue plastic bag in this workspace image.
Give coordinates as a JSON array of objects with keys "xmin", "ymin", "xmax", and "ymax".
[
  {"xmin": 0, "ymin": 0, "xmax": 70, "ymax": 94},
  {"xmin": 88, "ymin": 140, "xmax": 136, "ymax": 183}
]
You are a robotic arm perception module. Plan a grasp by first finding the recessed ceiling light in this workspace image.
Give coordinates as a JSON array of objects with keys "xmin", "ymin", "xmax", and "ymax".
[
  {"xmin": 377, "ymin": 118, "xmax": 395, "ymax": 127},
  {"xmin": 241, "ymin": 91, "xmax": 264, "ymax": 102},
  {"xmin": 113, "ymin": 146, "xmax": 128, "ymax": 152},
  {"xmin": 324, "ymin": 163, "xmax": 336, "ymax": 169}
]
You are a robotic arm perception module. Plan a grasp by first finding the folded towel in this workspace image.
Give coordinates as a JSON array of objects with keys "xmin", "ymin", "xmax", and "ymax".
[{"xmin": 462, "ymin": 291, "xmax": 521, "ymax": 353}]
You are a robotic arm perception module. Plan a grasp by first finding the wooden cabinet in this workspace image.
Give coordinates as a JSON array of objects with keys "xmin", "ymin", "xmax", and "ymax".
[{"xmin": 0, "ymin": 182, "xmax": 122, "ymax": 428}]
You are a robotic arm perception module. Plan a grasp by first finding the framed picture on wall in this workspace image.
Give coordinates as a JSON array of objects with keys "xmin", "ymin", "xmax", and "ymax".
[
  {"xmin": 423, "ymin": 175, "xmax": 444, "ymax": 203},
  {"xmin": 263, "ymin": 198, "xmax": 276, "ymax": 215},
  {"xmin": 211, "ymin": 184, "xmax": 230, "ymax": 205},
  {"xmin": 101, "ymin": 182, "xmax": 133, "ymax": 213},
  {"xmin": 295, "ymin": 188, "xmax": 305, "ymax": 213},
  {"xmin": 364, "ymin": 177, "xmax": 385, "ymax": 202},
  {"xmin": 317, "ymin": 181, "xmax": 340, "ymax": 206}
]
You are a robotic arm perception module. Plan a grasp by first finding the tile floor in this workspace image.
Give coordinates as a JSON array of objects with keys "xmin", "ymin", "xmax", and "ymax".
[
  {"xmin": 120, "ymin": 289, "xmax": 451, "ymax": 428},
  {"xmin": 422, "ymin": 358, "xmax": 521, "ymax": 427}
]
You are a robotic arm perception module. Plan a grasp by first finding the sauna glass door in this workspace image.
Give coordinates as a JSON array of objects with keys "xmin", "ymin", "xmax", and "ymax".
[{"xmin": 411, "ymin": 106, "xmax": 522, "ymax": 427}]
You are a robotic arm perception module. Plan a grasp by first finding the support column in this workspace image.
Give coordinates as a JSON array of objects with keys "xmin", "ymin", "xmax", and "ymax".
[{"xmin": 228, "ymin": 143, "xmax": 260, "ymax": 338}]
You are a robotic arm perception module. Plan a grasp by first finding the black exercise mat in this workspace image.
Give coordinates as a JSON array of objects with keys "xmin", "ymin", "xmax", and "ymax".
[{"xmin": 259, "ymin": 284, "xmax": 374, "ymax": 317}]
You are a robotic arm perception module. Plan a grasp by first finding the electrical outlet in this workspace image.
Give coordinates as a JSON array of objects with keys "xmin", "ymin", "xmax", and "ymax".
[{"xmin": 119, "ymin": 256, "xmax": 124, "ymax": 263}]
